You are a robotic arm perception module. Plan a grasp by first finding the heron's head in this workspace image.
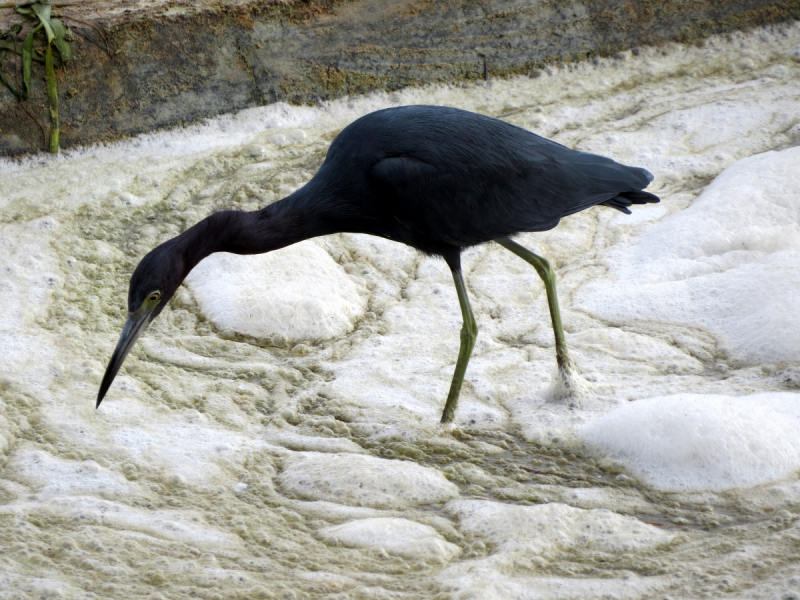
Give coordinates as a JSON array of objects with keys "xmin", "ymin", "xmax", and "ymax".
[{"xmin": 96, "ymin": 240, "xmax": 187, "ymax": 407}]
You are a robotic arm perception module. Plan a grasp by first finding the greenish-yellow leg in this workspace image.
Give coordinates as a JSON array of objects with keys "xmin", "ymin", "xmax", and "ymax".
[
  {"xmin": 495, "ymin": 237, "xmax": 573, "ymax": 376},
  {"xmin": 440, "ymin": 265, "xmax": 478, "ymax": 424}
]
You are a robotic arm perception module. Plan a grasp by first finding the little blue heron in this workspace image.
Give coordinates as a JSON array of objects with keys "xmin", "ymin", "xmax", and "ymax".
[{"xmin": 97, "ymin": 105, "xmax": 659, "ymax": 423}]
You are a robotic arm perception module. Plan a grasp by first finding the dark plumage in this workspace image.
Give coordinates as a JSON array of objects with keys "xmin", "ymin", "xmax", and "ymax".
[{"xmin": 98, "ymin": 105, "xmax": 659, "ymax": 422}]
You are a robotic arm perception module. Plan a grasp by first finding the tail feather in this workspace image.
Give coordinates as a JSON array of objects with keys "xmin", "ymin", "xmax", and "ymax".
[{"xmin": 601, "ymin": 189, "xmax": 660, "ymax": 214}]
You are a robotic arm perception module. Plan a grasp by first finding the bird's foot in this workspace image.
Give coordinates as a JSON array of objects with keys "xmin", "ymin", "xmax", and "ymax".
[
  {"xmin": 547, "ymin": 359, "xmax": 589, "ymax": 406},
  {"xmin": 437, "ymin": 419, "xmax": 457, "ymax": 434}
]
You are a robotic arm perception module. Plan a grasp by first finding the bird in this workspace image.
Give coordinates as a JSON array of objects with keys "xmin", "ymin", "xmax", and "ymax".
[{"xmin": 97, "ymin": 105, "xmax": 659, "ymax": 423}]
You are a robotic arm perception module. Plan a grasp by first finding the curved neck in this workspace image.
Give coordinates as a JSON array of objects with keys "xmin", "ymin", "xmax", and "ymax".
[{"xmin": 172, "ymin": 185, "xmax": 342, "ymax": 282}]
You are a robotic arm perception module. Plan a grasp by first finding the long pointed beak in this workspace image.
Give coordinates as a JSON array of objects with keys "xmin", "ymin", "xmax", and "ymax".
[{"xmin": 96, "ymin": 309, "xmax": 153, "ymax": 408}]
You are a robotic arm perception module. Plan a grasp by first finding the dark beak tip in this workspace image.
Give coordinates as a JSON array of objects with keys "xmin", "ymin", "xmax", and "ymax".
[
  {"xmin": 97, "ymin": 310, "xmax": 151, "ymax": 410},
  {"xmin": 96, "ymin": 384, "xmax": 108, "ymax": 409},
  {"xmin": 96, "ymin": 374, "xmax": 113, "ymax": 409}
]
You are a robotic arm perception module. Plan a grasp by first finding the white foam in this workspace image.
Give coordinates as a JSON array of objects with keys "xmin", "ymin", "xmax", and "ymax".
[
  {"xmin": 14, "ymin": 496, "xmax": 243, "ymax": 548},
  {"xmin": 575, "ymin": 147, "xmax": 800, "ymax": 364},
  {"xmin": 438, "ymin": 500, "xmax": 671, "ymax": 599},
  {"xmin": 8, "ymin": 449, "xmax": 133, "ymax": 499},
  {"xmin": 0, "ymin": 221, "xmax": 62, "ymax": 329},
  {"xmin": 446, "ymin": 500, "xmax": 671, "ymax": 555},
  {"xmin": 318, "ymin": 517, "xmax": 461, "ymax": 562},
  {"xmin": 0, "ymin": 221, "xmax": 62, "ymax": 397},
  {"xmin": 261, "ymin": 430, "xmax": 364, "ymax": 453},
  {"xmin": 106, "ymin": 419, "xmax": 258, "ymax": 485},
  {"xmin": 580, "ymin": 392, "xmax": 800, "ymax": 491},
  {"xmin": 187, "ymin": 241, "xmax": 368, "ymax": 342},
  {"xmin": 50, "ymin": 396, "xmax": 267, "ymax": 486},
  {"xmin": 438, "ymin": 572, "xmax": 667, "ymax": 600},
  {"xmin": 279, "ymin": 452, "xmax": 459, "ymax": 509}
]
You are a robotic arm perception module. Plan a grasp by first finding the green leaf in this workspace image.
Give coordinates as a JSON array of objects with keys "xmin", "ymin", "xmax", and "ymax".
[
  {"xmin": 31, "ymin": 2, "xmax": 55, "ymax": 44},
  {"xmin": 0, "ymin": 39, "xmax": 44, "ymax": 61},
  {"xmin": 44, "ymin": 41, "xmax": 59, "ymax": 153},
  {"xmin": 15, "ymin": 7, "xmax": 35, "ymax": 17},
  {"xmin": 50, "ymin": 18, "xmax": 71, "ymax": 62}
]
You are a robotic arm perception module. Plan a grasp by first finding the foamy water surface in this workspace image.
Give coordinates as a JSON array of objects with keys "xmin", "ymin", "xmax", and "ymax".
[{"xmin": 2, "ymin": 23, "xmax": 800, "ymax": 600}]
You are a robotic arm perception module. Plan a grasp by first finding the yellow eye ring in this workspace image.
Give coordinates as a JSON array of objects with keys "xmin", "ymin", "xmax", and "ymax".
[{"xmin": 147, "ymin": 292, "xmax": 161, "ymax": 303}]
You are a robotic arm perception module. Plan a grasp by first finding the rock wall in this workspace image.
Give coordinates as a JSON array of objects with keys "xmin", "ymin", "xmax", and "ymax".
[{"xmin": 1, "ymin": 0, "xmax": 798, "ymax": 155}]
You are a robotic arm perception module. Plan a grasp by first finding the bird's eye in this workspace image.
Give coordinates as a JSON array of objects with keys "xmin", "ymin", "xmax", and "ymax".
[{"xmin": 147, "ymin": 291, "xmax": 161, "ymax": 303}]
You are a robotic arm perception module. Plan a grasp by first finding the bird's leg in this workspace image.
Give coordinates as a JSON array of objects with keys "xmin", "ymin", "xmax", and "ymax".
[
  {"xmin": 440, "ymin": 260, "xmax": 478, "ymax": 425},
  {"xmin": 495, "ymin": 237, "xmax": 573, "ymax": 377}
]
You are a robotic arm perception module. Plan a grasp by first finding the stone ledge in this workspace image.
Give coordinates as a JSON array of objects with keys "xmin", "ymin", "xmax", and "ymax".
[{"xmin": 1, "ymin": 0, "xmax": 798, "ymax": 155}]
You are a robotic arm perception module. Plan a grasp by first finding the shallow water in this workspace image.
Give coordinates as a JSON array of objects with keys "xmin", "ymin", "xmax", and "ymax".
[{"xmin": 1, "ymin": 23, "xmax": 800, "ymax": 600}]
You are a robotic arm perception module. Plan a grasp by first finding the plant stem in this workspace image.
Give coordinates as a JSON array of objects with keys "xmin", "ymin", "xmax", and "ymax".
[{"xmin": 44, "ymin": 39, "xmax": 58, "ymax": 152}]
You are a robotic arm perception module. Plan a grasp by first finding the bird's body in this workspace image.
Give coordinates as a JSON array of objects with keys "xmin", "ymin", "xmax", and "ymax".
[
  {"xmin": 245, "ymin": 106, "xmax": 655, "ymax": 260},
  {"xmin": 98, "ymin": 105, "xmax": 659, "ymax": 422}
]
